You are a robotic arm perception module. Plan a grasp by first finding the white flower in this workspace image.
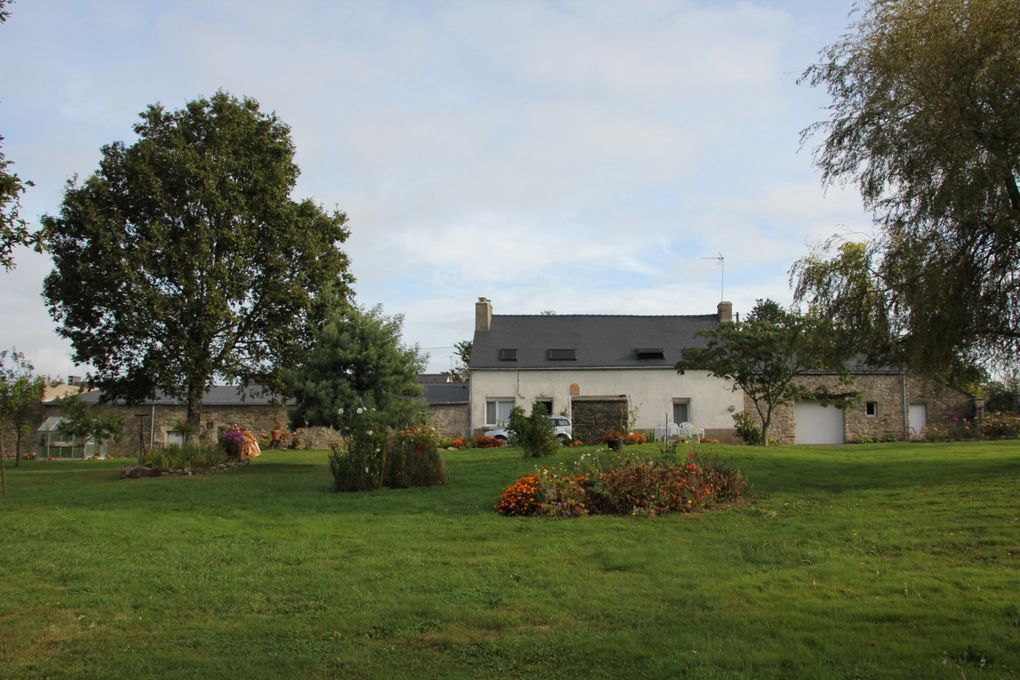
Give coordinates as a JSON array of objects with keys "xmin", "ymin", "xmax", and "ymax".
[
  {"xmin": 337, "ymin": 408, "xmax": 344, "ymax": 415},
  {"xmin": 356, "ymin": 407, "xmax": 365, "ymax": 415},
  {"xmin": 366, "ymin": 430, "xmax": 373, "ymax": 436},
  {"xmin": 364, "ymin": 466, "xmax": 369, "ymax": 473}
]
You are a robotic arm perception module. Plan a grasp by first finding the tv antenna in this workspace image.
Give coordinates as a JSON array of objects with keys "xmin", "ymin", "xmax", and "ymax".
[{"xmin": 702, "ymin": 252, "xmax": 724, "ymax": 301}]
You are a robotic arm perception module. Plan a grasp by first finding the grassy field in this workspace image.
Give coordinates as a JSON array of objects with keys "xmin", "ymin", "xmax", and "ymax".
[{"xmin": 0, "ymin": 441, "xmax": 1018, "ymax": 679}]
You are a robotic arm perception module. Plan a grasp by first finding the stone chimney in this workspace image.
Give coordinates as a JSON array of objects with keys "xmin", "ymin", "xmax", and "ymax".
[
  {"xmin": 717, "ymin": 301, "xmax": 733, "ymax": 324},
  {"xmin": 475, "ymin": 297, "xmax": 492, "ymax": 332}
]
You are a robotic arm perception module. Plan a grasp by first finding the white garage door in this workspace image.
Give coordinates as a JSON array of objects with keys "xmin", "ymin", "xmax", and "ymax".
[{"xmin": 795, "ymin": 402, "xmax": 844, "ymax": 445}]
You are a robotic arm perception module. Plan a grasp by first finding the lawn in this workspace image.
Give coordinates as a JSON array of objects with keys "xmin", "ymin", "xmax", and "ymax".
[{"xmin": 0, "ymin": 441, "xmax": 1018, "ymax": 679}]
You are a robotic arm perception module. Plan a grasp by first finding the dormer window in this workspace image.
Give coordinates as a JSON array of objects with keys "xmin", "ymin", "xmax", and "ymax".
[
  {"xmin": 547, "ymin": 348, "xmax": 576, "ymax": 361},
  {"xmin": 636, "ymin": 348, "xmax": 665, "ymax": 360},
  {"xmin": 499, "ymin": 348, "xmax": 517, "ymax": 361}
]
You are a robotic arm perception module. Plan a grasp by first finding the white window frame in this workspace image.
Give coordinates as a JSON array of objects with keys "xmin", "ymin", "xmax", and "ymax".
[{"xmin": 485, "ymin": 398, "xmax": 515, "ymax": 426}]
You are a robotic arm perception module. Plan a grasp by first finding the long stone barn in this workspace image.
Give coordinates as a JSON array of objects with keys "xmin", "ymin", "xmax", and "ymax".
[{"xmin": 40, "ymin": 386, "xmax": 290, "ymax": 457}]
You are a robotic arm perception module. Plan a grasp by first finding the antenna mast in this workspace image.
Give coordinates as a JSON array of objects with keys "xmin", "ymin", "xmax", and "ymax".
[{"xmin": 701, "ymin": 252, "xmax": 725, "ymax": 301}]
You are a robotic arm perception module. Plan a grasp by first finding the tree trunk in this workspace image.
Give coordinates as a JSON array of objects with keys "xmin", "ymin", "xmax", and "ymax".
[
  {"xmin": 185, "ymin": 383, "xmax": 204, "ymax": 446},
  {"xmin": 14, "ymin": 427, "xmax": 22, "ymax": 467}
]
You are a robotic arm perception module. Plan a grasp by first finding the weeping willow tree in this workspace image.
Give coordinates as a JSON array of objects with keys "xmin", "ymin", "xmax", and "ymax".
[{"xmin": 793, "ymin": 0, "xmax": 1020, "ymax": 382}]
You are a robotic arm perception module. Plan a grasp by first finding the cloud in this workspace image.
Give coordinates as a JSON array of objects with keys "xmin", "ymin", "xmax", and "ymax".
[{"xmin": 0, "ymin": 0, "xmax": 866, "ymax": 378}]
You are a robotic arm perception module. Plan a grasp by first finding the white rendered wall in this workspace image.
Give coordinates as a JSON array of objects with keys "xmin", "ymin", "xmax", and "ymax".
[{"xmin": 470, "ymin": 368, "xmax": 739, "ymax": 431}]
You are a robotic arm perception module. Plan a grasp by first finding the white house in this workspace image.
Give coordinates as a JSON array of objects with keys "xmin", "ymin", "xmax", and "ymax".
[{"xmin": 468, "ymin": 298, "xmax": 741, "ymax": 442}]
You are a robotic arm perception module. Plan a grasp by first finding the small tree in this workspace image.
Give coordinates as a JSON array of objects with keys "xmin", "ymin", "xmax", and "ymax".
[
  {"xmin": 284, "ymin": 305, "xmax": 427, "ymax": 431},
  {"xmin": 57, "ymin": 396, "xmax": 124, "ymax": 457},
  {"xmin": 676, "ymin": 300, "xmax": 852, "ymax": 446},
  {"xmin": 0, "ymin": 350, "xmax": 47, "ymax": 476},
  {"xmin": 508, "ymin": 401, "xmax": 559, "ymax": 458}
]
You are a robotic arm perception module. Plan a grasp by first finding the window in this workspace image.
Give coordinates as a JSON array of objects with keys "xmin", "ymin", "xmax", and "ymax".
[
  {"xmin": 673, "ymin": 399, "xmax": 691, "ymax": 424},
  {"xmin": 499, "ymin": 348, "xmax": 517, "ymax": 361},
  {"xmin": 486, "ymin": 398, "xmax": 515, "ymax": 426},
  {"xmin": 547, "ymin": 348, "xmax": 576, "ymax": 360},
  {"xmin": 535, "ymin": 399, "xmax": 553, "ymax": 416},
  {"xmin": 166, "ymin": 431, "xmax": 184, "ymax": 446},
  {"xmin": 866, "ymin": 401, "xmax": 877, "ymax": 417},
  {"xmin": 636, "ymin": 347, "xmax": 665, "ymax": 359}
]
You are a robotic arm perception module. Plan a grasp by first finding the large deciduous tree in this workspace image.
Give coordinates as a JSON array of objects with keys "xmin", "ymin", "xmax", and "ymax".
[
  {"xmin": 0, "ymin": 0, "xmax": 40, "ymax": 271},
  {"xmin": 42, "ymin": 92, "xmax": 353, "ymax": 440},
  {"xmin": 283, "ymin": 305, "xmax": 427, "ymax": 431},
  {"xmin": 794, "ymin": 0, "xmax": 1020, "ymax": 378},
  {"xmin": 676, "ymin": 300, "xmax": 850, "ymax": 446}
]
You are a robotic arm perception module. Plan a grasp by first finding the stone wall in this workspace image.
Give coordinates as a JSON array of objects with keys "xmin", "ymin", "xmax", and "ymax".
[
  {"xmin": 291, "ymin": 426, "xmax": 343, "ymax": 451},
  {"xmin": 571, "ymin": 397, "xmax": 629, "ymax": 444},
  {"xmin": 0, "ymin": 400, "xmax": 45, "ymax": 460},
  {"xmin": 428, "ymin": 404, "xmax": 470, "ymax": 439},
  {"xmin": 750, "ymin": 373, "xmax": 976, "ymax": 444},
  {"xmin": 38, "ymin": 402, "xmax": 289, "ymax": 457}
]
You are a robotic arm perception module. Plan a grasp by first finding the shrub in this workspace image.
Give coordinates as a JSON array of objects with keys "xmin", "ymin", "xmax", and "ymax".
[
  {"xmin": 219, "ymin": 429, "xmax": 248, "ymax": 458},
  {"xmin": 329, "ymin": 428, "xmax": 389, "ymax": 492},
  {"xmin": 142, "ymin": 445, "xmax": 229, "ymax": 470},
  {"xmin": 496, "ymin": 475, "xmax": 543, "ymax": 516},
  {"xmin": 980, "ymin": 412, "xmax": 1020, "ymax": 439},
  {"xmin": 625, "ymin": 432, "xmax": 646, "ymax": 445},
  {"xmin": 474, "ymin": 434, "xmax": 501, "ymax": 448},
  {"xmin": 732, "ymin": 411, "xmax": 763, "ymax": 445},
  {"xmin": 508, "ymin": 403, "xmax": 560, "ymax": 458},
  {"xmin": 387, "ymin": 428, "xmax": 446, "ymax": 488}
]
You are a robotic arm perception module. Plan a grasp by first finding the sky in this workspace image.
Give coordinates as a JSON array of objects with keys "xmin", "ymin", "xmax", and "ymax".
[{"xmin": 0, "ymin": 0, "xmax": 875, "ymax": 379}]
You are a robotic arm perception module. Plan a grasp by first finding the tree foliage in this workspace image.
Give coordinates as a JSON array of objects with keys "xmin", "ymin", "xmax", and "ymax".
[
  {"xmin": 508, "ymin": 401, "xmax": 559, "ymax": 458},
  {"xmin": 794, "ymin": 0, "xmax": 1020, "ymax": 377},
  {"xmin": 676, "ymin": 300, "xmax": 851, "ymax": 446},
  {"xmin": 0, "ymin": 0, "xmax": 40, "ymax": 271},
  {"xmin": 284, "ymin": 305, "xmax": 427, "ymax": 431},
  {"xmin": 56, "ymin": 395, "xmax": 124, "ymax": 451},
  {"xmin": 445, "ymin": 339, "xmax": 472, "ymax": 383},
  {"xmin": 0, "ymin": 350, "xmax": 46, "ymax": 490},
  {"xmin": 41, "ymin": 92, "xmax": 353, "ymax": 439}
]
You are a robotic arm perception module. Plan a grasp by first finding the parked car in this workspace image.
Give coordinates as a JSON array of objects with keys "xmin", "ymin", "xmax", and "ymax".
[{"xmin": 486, "ymin": 416, "xmax": 572, "ymax": 445}]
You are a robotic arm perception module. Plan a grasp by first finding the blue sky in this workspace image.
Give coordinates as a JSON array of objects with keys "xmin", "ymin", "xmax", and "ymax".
[{"xmin": 0, "ymin": 0, "xmax": 874, "ymax": 378}]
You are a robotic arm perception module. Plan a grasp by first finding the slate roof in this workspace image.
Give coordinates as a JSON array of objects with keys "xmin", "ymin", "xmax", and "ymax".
[
  {"xmin": 77, "ymin": 385, "xmax": 289, "ymax": 406},
  {"xmin": 470, "ymin": 314, "xmax": 720, "ymax": 370},
  {"xmin": 423, "ymin": 382, "xmax": 469, "ymax": 405}
]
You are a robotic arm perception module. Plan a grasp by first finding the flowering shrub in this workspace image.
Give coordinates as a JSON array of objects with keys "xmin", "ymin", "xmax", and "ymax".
[
  {"xmin": 602, "ymin": 430, "xmax": 625, "ymax": 443},
  {"xmin": 921, "ymin": 412, "xmax": 1020, "ymax": 442},
  {"xmin": 979, "ymin": 412, "xmax": 1020, "ymax": 439},
  {"xmin": 474, "ymin": 434, "xmax": 501, "ymax": 448},
  {"xmin": 451, "ymin": 437, "xmax": 466, "ymax": 449},
  {"xmin": 496, "ymin": 475, "xmax": 543, "ymax": 516},
  {"xmin": 625, "ymin": 432, "xmax": 646, "ymax": 445},
  {"xmin": 219, "ymin": 429, "xmax": 248, "ymax": 458},
  {"xmin": 399, "ymin": 426, "xmax": 440, "ymax": 451},
  {"xmin": 330, "ymin": 428, "xmax": 389, "ymax": 492},
  {"xmin": 497, "ymin": 452, "xmax": 749, "ymax": 518},
  {"xmin": 389, "ymin": 427, "xmax": 446, "ymax": 488}
]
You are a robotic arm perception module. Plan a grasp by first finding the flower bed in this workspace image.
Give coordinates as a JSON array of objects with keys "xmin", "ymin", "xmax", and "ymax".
[{"xmin": 497, "ymin": 451, "xmax": 749, "ymax": 518}]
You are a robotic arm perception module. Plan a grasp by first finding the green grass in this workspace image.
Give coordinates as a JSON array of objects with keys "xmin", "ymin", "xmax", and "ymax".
[{"xmin": 1, "ymin": 441, "xmax": 1018, "ymax": 679}]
